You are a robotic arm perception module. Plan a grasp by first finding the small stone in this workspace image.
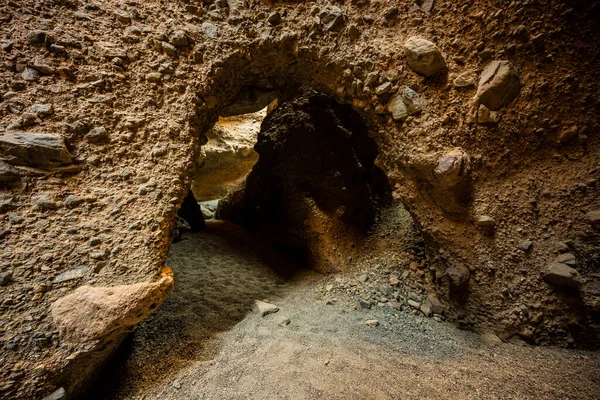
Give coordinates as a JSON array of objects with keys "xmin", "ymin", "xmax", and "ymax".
[
  {"xmin": 146, "ymin": 72, "xmax": 162, "ymax": 83},
  {"xmin": 476, "ymin": 216, "xmax": 495, "ymax": 229},
  {"xmin": 481, "ymin": 332, "xmax": 503, "ymax": 346},
  {"xmin": 348, "ymin": 24, "xmax": 360, "ymax": 40},
  {"xmin": 202, "ymin": 22, "xmax": 218, "ymax": 39},
  {"xmin": 379, "ymin": 285, "xmax": 392, "ymax": 296},
  {"xmin": 41, "ymin": 387, "xmax": 66, "ymax": 400},
  {"xmin": 375, "ymin": 82, "xmax": 392, "ymax": 95},
  {"xmin": 0, "ymin": 161, "xmax": 21, "ymax": 182},
  {"xmin": 90, "ymin": 249, "xmax": 108, "ymax": 260},
  {"xmin": 320, "ymin": 7, "xmax": 346, "ymax": 32},
  {"xmin": 161, "ymin": 42, "xmax": 177, "ymax": 57},
  {"xmin": 404, "ymin": 36, "xmax": 446, "ymax": 77},
  {"xmin": 27, "ymin": 30, "xmax": 48, "ymax": 45},
  {"xmin": 389, "ymin": 275, "xmax": 399, "ymax": 286},
  {"xmin": 446, "ymin": 264, "xmax": 470, "ymax": 287},
  {"xmin": 22, "ymin": 67, "xmax": 40, "ymax": 81},
  {"xmin": 543, "ymin": 263, "xmax": 582, "ymax": 289},
  {"xmin": 33, "ymin": 194, "xmax": 58, "ymax": 210},
  {"xmin": 424, "ymin": 294, "xmax": 444, "ymax": 314},
  {"xmin": 0, "ymin": 270, "xmax": 13, "ymax": 286},
  {"xmin": 114, "ymin": 10, "xmax": 131, "ymax": 24},
  {"xmin": 477, "ymin": 104, "xmax": 499, "ymax": 124},
  {"xmin": 355, "ymin": 298, "xmax": 371, "ymax": 310},
  {"xmin": 407, "ymin": 299, "xmax": 420, "ymax": 309},
  {"xmin": 64, "ymin": 195, "xmax": 85, "ymax": 209},
  {"xmin": 29, "ymin": 104, "xmax": 54, "ymax": 116},
  {"xmin": 1, "ymin": 42, "xmax": 13, "ymax": 52},
  {"xmin": 555, "ymin": 253, "xmax": 577, "ymax": 266},
  {"xmin": 0, "ymin": 133, "xmax": 72, "ymax": 167},
  {"xmin": 586, "ymin": 210, "xmax": 600, "ymax": 225},
  {"xmin": 399, "ymin": 86, "xmax": 425, "ymax": 115},
  {"xmin": 85, "ymin": 127, "xmax": 109, "ymax": 144},
  {"xmin": 0, "ymin": 227, "xmax": 10, "ymax": 240},
  {"xmin": 267, "ymin": 12, "xmax": 281, "ymax": 25},
  {"xmin": 474, "ymin": 60, "xmax": 520, "ymax": 111},
  {"xmin": 278, "ymin": 317, "xmax": 291, "ymax": 327},
  {"xmin": 365, "ymin": 319, "xmax": 379, "ymax": 327},
  {"xmin": 453, "ymin": 70, "xmax": 477, "ymax": 88},
  {"xmin": 170, "ymin": 30, "xmax": 189, "ymax": 48},
  {"xmin": 358, "ymin": 274, "xmax": 369, "ymax": 283},
  {"xmin": 53, "ymin": 266, "xmax": 88, "ymax": 284},
  {"xmin": 518, "ymin": 240, "xmax": 533, "ymax": 252},
  {"xmin": 387, "ymin": 95, "xmax": 408, "ymax": 121},
  {"xmin": 253, "ymin": 300, "xmax": 279, "ymax": 317}
]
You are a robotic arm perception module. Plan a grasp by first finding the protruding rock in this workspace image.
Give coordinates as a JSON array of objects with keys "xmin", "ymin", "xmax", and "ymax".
[
  {"xmin": 518, "ymin": 240, "xmax": 533, "ymax": 252},
  {"xmin": 0, "ymin": 161, "xmax": 21, "ymax": 182},
  {"xmin": 474, "ymin": 60, "xmax": 520, "ymax": 110},
  {"xmin": 51, "ymin": 269, "xmax": 174, "ymax": 344},
  {"xmin": 586, "ymin": 210, "xmax": 600, "ymax": 225},
  {"xmin": 446, "ymin": 264, "xmax": 470, "ymax": 287},
  {"xmin": 0, "ymin": 132, "xmax": 72, "ymax": 167},
  {"xmin": 365, "ymin": 319, "xmax": 379, "ymax": 327},
  {"xmin": 542, "ymin": 263, "xmax": 582, "ymax": 289},
  {"xmin": 53, "ymin": 266, "xmax": 88, "ymax": 284},
  {"xmin": 453, "ymin": 70, "xmax": 477, "ymax": 88},
  {"xmin": 404, "ymin": 37, "xmax": 446, "ymax": 77},
  {"xmin": 169, "ymin": 30, "xmax": 189, "ymax": 48},
  {"xmin": 555, "ymin": 253, "xmax": 577, "ymax": 266},
  {"xmin": 0, "ymin": 270, "xmax": 12, "ymax": 286},
  {"xmin": 387, "ymin": 95, "xmax": 408, "ymax": 121},
  {"xmin": 202, "ymin": 22, "xmax": 218, "ymax": 39},
  {"xmin": 477, "ymin": 104, "xmax": 499, "ymax": 124},
  {"xmin": 85, "ymin": 127, "xmax": 109, "ymax": 144},
  {"xmin": 41, "ymin": 387, "xmax": 66, "ymax": 400},
  {"xmin": 421, "ymin": 294, "xmax": 444, "ymax": 316},
  {"xmin": 481, "ymin": 331, "xmax": 503, "ymax": 346},
  {"xmin": 320, "ymin": 7, "xmax": 346, "ymax": 32},
  {"xmin": 433, "ymin": 149, "xmax": 470, "ymax": 187},
  {"xmin": 476, "ymin": 216, "xmax": 495, "ymax": 229},
  {"xmin": 253, "ymin": 300, "xmax": 279, "ymax": 317}
]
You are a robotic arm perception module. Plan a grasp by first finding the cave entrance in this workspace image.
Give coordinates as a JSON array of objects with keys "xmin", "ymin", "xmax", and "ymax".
[{"xmin": 88, "ymin": 87, "xmax": 424, "ymax": 399}]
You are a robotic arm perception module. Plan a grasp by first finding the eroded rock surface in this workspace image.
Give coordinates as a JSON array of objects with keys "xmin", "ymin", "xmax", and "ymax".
[{"xmin": 0, "ymin": 0, "xmax": 599, "ymax": 398}]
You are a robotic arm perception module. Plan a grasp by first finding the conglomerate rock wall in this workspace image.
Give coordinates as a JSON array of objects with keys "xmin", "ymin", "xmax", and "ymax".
[{"xmin": 0, "ymin": 0, "xmax": 599, "ymax": 398}]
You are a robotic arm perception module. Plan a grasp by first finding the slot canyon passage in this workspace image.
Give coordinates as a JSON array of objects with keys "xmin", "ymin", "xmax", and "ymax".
[{"xmin": 1, "ymin": 0, "xmax": 600, "ymax": 399}]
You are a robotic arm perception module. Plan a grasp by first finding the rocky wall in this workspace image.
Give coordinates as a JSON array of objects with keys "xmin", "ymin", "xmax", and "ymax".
[{"xmin": 0, "ymin": 0, "xmax": 599, "ymax": 398}]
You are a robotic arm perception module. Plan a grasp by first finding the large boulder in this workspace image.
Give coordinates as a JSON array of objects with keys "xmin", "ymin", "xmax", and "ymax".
[
  {"xmin": 0, "ymin": 132, "xmax": 72, "ymax": 167},
  {"xmin": 404, "ymin": 37, "xmax": 446, "ymax": 77},
  {"xmin": 474, "ymin": 60, "xmax": 521, "ymax": 110}
]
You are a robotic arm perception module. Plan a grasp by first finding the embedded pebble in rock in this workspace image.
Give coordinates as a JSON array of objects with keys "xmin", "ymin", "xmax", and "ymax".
[
  {"xmin": 587, "ymin": 210, "xmax": 600, "ymax": 225},
  {"xmin": 474, "ymin": 60, "xmax": 521, "ymax": 111},
  {"xmin": 477, "ymin": 104, "xmax": 499, "ymax": 124},
  {"xmin": 0, "ymin": 161, "xmax": 21, "ymax": 182},
  {"xmin": 365, "ymin": 319, "xmax": 380, "ymax": 327},
  {"xmin": 453, "ymin": 70, "xmax": 477, "ymax": 88},
  {"xmin": 387, "ymin": 95, "xmax": 408, "ymax": 121},
  {"xmin": 202, "ymin": 22, "xmax": 218, "ymax": 39},
  {"xmin": 543, "ymin": 263, "xmax": 582, "ymax": 289},
  {"xmin": 0, "ymin": 132, "xmax": 72, "ymax": 167},
  {"xmin": 476, "ymin": 216, "xmax": 495, "ymax": 229},
  {"xmin": 278, "ymin": 317, "xmax": 291, "ymax": 327},
  {"xmin": 53, "ymin": 266, "xmax": 88, "ymax": 284},
  {"xmin": 481, "ymin": 332, "xmax": 503, "ymax": 346},
  {"xmin": 85, "ymin": 127, "xmax": 109, "ymax": 144},
  {"xmin": 518, "ymin": 240, "xmax": 533, "ymax": 252},
  {"xmin": 253, "ymin": 300, "xmax": 279, "ymax": 317},
  {"xmin": 403, "ymin": 37, "xmax": 446, "ymax": 77},
  {"xmin": 0, "ymin": 270, "xmax": 12, "ymax": 286},
  {"xmin": 320, "ymin": 7, "xmax": 346, "ymax": 32}
]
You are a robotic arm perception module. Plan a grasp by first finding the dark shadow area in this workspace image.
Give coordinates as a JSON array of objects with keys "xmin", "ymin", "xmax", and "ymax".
[
  {"xmin": 217, "ymin": 87, "xmax": 391, "ymax": 259},
  {"xmin": 86, "ymin": 221, "xmax": 305, "ymax": 399}
]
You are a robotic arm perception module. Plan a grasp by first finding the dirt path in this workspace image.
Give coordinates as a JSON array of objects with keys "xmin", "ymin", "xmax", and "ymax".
[{"xmin": 90, "ymin": 221, "xmax": 600, "ymax": 400}]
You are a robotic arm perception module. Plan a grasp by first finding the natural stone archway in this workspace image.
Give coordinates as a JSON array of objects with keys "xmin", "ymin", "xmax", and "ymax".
[{"xmin": 1, "ymin": 0, "xmax": 599, "ymax": 398}]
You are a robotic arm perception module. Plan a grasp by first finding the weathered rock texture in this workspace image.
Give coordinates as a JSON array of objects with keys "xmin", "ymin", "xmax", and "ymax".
[
  {"xmin": 191, "ymin": 110, "xmax": 263, "ymax": 201},
  {"xmin": 0, "ymin": 0, "xmax": 599, "ymax": 398}
]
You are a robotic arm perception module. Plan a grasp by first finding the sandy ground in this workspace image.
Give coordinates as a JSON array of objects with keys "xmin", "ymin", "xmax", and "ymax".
[{"xmin": 88, "ymin": 221, "xmax": 600, "ymax": 400}]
